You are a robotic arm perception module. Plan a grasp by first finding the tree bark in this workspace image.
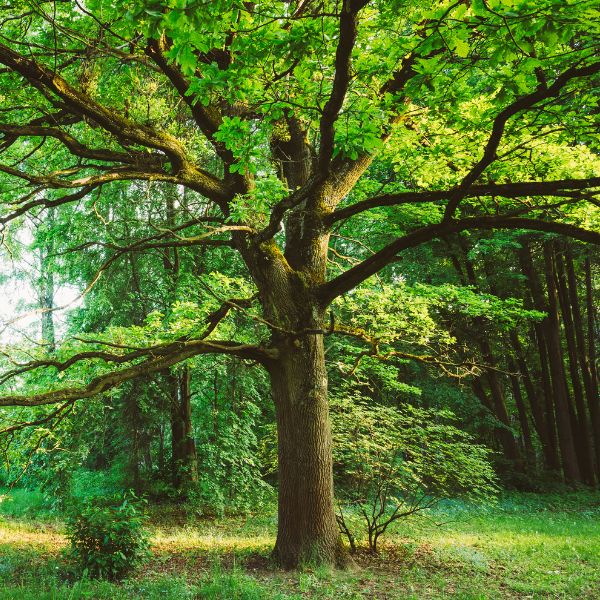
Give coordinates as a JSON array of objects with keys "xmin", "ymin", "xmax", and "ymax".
[
  {"xmin": 584, "ymin": 254, "xmax": 600, "ymax": 478},
  {"xmin": 554, "ymin": 247, "xmax": 595, "ymax": 484},
  {"xmin": 508, "ymin": 362, "xmax": 535, "ymax": 465},
  {"xmin": 39, "ymin": 207, "xmax": 56, "ymax": 352},
  {"xmin": 508, "ymin": 331, "xmax": 553, "ymax": 468},
  {"xmin": 268, "ymin": 331, "xmax": 345, "ymax": 568},
  {"xmin": 169, "ymin": 367, "xmax": 198, "ymax": 489},
  {"xmin": 568, "ymin": 249, "xmax": 600, "ymax": 479},
  {"xmin": 542, "ymin": 242, "xmax": 582, "ymax": 483},
  {"xmin": 518, "ymin": 241, "xmax": 561, "ymax": 471}
]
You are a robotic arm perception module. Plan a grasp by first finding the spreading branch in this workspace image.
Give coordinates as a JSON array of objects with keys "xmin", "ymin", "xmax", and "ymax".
[
  {"xmin": 318, "ymin": 215, "xmax": 600, "ymax": 304},
  {"xmin": 0, "ymin": 41, "xmax": 229, "ymax": 202},
  {"xmin": 327, "ymin": 177, "xmax": 600, "ymax": 225},
  {"xmin": 442, "ymin": 60, "xmax": 600, "ymax": 220}
]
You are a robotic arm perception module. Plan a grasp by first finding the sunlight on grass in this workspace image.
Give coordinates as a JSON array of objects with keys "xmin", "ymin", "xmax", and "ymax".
[
  {"xmin": 152, "ymin": 527, "xmax": 274, "ymax": 554},
  {"xmin": 1, "ymin": 491, "xmax": 599, "ymax": 598},
  {"xmin": 0, "ymin": 520, "xmax": 65, "ymax": 552}
]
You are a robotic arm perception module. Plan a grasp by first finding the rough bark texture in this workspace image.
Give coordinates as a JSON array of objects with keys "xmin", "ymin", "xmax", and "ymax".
[{"xmin": 269, "ymin": 333, "xmax": 345, "ymax": 568}]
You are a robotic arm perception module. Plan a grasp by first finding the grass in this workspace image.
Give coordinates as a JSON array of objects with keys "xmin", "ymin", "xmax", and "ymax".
[{"xmin": 1, "ymin": 489, "xmax": 599, "ymax": 598}]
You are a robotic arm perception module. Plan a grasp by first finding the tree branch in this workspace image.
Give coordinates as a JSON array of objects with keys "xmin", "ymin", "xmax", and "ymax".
[
  {"xmin": 0, "ymin": 339, "xmax": 273, "ymax": 407},
  {"xmin": 442, "ymin": 60, "xmax": 600, "ymax": 220},
  {"xmin": 326, "ymin": 177, "xmax": 600, "ymax": 225},
  {"xmin": 0, "ymin": 41, "xmax": 229, "ymax": 201},
  {"xmin": 318, "ymin": 215, "xmax": 600, "ymax": 304},
  {"xmin": 316, "ymin": 0, "xmax": 367, "ymax": 176}
]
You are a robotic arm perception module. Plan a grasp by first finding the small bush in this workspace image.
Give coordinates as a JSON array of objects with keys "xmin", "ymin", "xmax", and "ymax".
[
  {"xmin": 66, "ymin": 491, "xmax": 150, "ymax": 580},
  {"xmin": 332, "ymin": 394, "xmax": 498, "ymax": 552}
]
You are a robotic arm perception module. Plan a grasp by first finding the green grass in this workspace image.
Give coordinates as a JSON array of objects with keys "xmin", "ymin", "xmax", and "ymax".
[{"xmin": 1, "ymin": 490, "xmax": 599, "ymax": 598}]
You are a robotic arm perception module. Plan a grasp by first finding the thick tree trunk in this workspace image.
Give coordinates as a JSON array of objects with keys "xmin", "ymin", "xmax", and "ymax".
[{"xmin": 268, "ymin": 332, "xmax": 345, "ymax": 568}]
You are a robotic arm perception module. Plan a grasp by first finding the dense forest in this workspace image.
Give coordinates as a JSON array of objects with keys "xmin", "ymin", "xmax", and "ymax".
[{"xmin": 0, "ymin": 0, "xmax": 599, "ymax": 597}]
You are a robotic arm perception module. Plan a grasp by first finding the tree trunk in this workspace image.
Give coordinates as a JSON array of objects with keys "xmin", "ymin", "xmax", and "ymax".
[
  {"xmin": 39, "ymin": 207, "xmax": 56, "ymax": 352},
  {"xmin": 518, "ymin": 241, "xmax": 561, "ymax": 471},
  {"xmin": 508, "ymin": 360, "xmax": 535, "ymax": 466},
  {"xmin": 268, "ymin": 330, "xmax": 345, "ymax": 568},
  {"xmin": 555, "ymin": 247, "xmax": 595, "ymax": 484},
  {"xmin": 584, "ymin": 254, "xmax": 600, "ymax": 478},
  {"xmin": 169, "ymin": 367, "xmax": 198, "ymax": 489},
  {"xmin": 449, "ymin": 238, "xmax": 521, "ymax": 466},
  {"xmin": 509, "ymin": 331, "xmax": 554, "ymax": 468},
  {"xmin": 543, "ymin": 242, "xmax": 582, "ymax": 483}
]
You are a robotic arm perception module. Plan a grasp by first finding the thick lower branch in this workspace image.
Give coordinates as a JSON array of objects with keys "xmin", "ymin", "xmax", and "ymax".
[
  {"xmin": 0, "ymin": 340, "xmax": 271, "ymax": 407},
  {"xmin": 318, "ymin": 216, "xmax": 600, "ymax": 304}
]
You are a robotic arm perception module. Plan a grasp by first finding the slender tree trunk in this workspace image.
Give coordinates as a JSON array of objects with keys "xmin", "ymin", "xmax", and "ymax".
[
  {"xmin": 169, "ymin": 367, "xmax": 198, "ymax": 488},
  {"xmin": 123, "ymin": 379, "xmax": 143, "ymax": 493},
  {"xmin": 585, "ymin": 255, "xmax": 599, "ymax": 399},
  {"xmin": 543, "ymin": 243, "xmax": 582, "ymax": 483},
  {"xmin": 269, "ymin": 331, "xmax": 345, "ymax": 568},
  {"xmin": 518, "ymin": 241, "xmax": 561, "ymax": 471},
  {"xmin": 508, "ymin": 361, "xmax": 535, "ymax": 465},
  {"xmin": 570, "ymin": 250, "xmax": 600, "ymax": 480},
  {"xmin": 509, "ymin": 331, "xmax": 553, "ymax": 467},
  {"xmin": 39, "ymin": 207, "xmax": 56, "ymax": 352},
  {"xmin": 449, "ymin": 238, "xmax": 521, "ymax": 466},
  {"xmin": 484, "ymin": 358, "xmax": 521, "ymax": 464},
  {"xmin": 555, "ymin": 247, "xmax": 595, "ymax": 484},
  {"xmin": 179, "ymin": 366, "xmax": 198, "ymax": 483}
]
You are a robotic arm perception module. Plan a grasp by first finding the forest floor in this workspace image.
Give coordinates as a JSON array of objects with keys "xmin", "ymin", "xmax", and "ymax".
[{"xmin": 0, "ymin": 490, "xmax": 599, "ymax": 599}]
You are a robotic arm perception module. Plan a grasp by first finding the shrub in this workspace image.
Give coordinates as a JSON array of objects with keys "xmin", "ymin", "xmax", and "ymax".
[
  {"xmin": 332, "ymin": 393, "xmax": 498, "ymax": 552},
  {"xmin": 66, "ymin": 492, "xmax": 150, "ymax": 580}
]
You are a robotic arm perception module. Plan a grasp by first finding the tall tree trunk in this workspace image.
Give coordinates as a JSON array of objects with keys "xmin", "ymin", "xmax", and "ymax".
[
  {"xmin": 269, "ymin": 331, "xmax": 344, "ymax": 568},
  {"xmin": 554, "ymin": 247, "xmax": 595, "ymax": 484},
  {"xmin": 518, "ymin": 241, "xmax": 561, "ymax": 471},
  {"xmin": 585, "ymin": 255, "xmax": 599, "ymax": 399},
  {"xmin": 243, "ymin": 231, "xmax": 345, "ymax": 567},
  {"xmin": 508, "ymin": 360, "xmax": 535, "ymax": 465},
  {"xmin": 448, "ymin": 238, "xmax": 521, "ymax": 465},
  {"xmin": 483, "ymin": 355, "xmax": 521, "ymax": 465},
  {"xmin": 169, "ymin": 367, "xmax": 198, "ymax": 489},
  {"xmin": 571, "ymin": 249, "xmax": 600, "ymax": 479},
  {"xmin": 543, "ymin": 242, "xmax": 582, "ymax": 483},
  {"xmin": 509, "ymin": 331, "xmax": 553, "ymax": 467},
  {"xmin": 39, "ymin": 207, "xmax": 56, "ymax": 352},
  {"xmin": 123, "ymin": 380, "xmax": 143, "ymax": 494}
]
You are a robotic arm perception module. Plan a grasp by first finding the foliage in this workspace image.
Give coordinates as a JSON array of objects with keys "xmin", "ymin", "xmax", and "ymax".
[
  {"xmin": 332, "ymin": 392, "xmax": 498, "ymax": 552},
  {"xmin": 65, "ymin": 492, "xmax": 150, "ymax": 580}
]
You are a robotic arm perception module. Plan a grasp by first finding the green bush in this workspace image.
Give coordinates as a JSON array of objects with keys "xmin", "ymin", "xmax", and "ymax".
[
  {"xmin": 332, "ymin": 393, "xmax": 498, "ymax": 552},
  {"xmin": 66, "ymin": 492, "xmax": 150, "ymax": 580}
]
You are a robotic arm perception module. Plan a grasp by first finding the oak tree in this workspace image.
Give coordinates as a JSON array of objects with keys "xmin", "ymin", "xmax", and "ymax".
[{"xmin": 0, "ymin": 0, "xmax": 599, "ymax": 567}]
